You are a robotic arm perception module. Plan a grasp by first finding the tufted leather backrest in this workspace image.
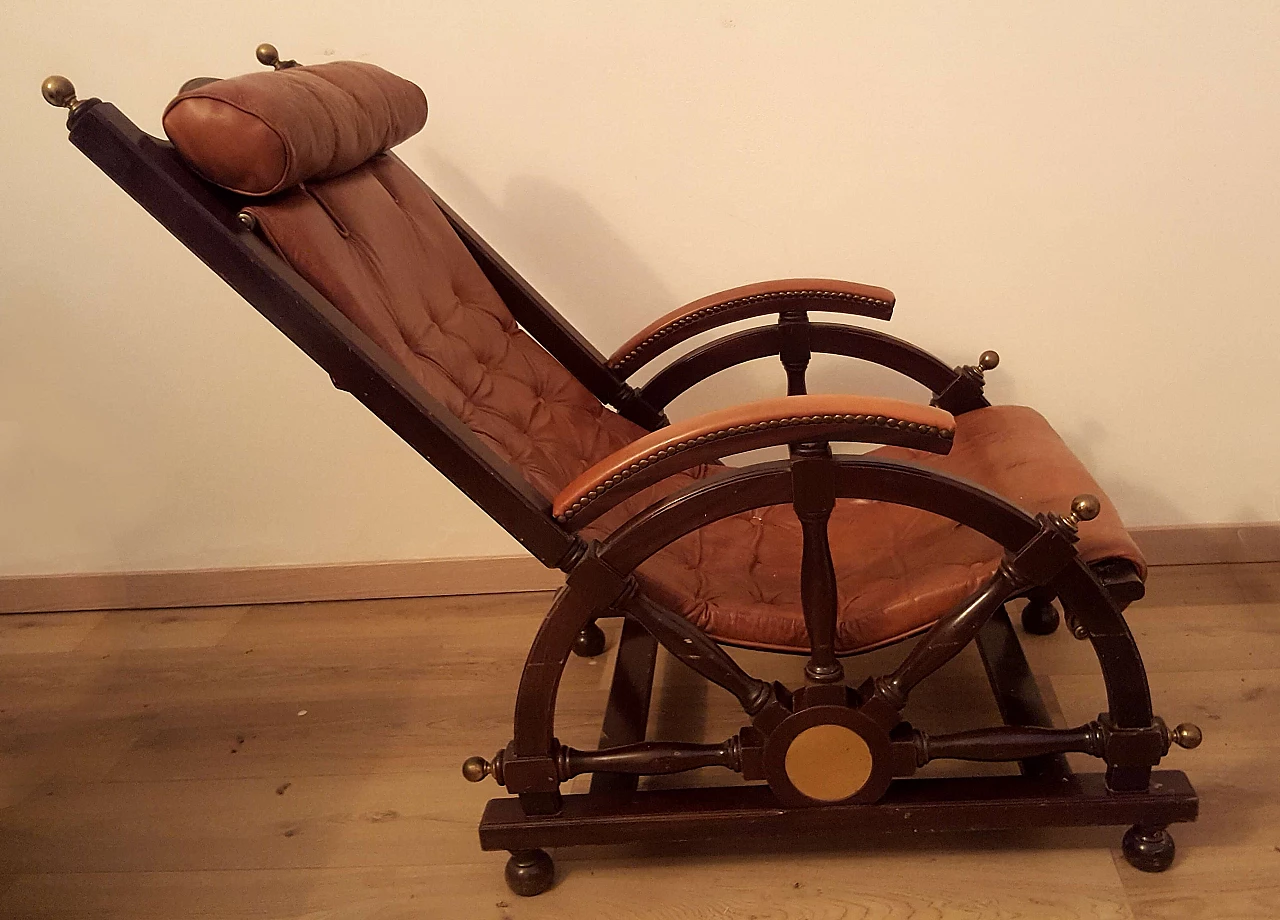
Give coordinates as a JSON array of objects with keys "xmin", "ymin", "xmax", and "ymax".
[
  {"xmin": 243, "ymin": 156, "xmax": 645, "ymax": 498},
  {"xmin": 164, "ymin": 61, "xmax": 647, "ymax": 499}
]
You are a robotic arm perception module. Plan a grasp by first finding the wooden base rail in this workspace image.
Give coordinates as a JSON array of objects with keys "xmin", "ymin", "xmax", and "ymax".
[{"xmin": 480, "ymin": 771, "xmax": 1198, "ymax": 852}]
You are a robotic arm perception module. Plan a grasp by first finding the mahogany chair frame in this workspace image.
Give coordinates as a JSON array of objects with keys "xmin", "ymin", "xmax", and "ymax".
[{"xmin": 48, "ymin": 80, "xmax": 1198, "ymax": 898}]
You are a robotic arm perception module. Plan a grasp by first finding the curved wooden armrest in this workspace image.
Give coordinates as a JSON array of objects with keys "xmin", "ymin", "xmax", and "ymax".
[
  {"xmin": 553, "ymin": 394, "xmax": 953, "ymax": 528},
  {"xmin": 607, "ymin": 279, "xmax": 896, "ymax": 379},
  {"xmin": 637, "ymin": 323, "xmax": 973, "ymax": 412}
]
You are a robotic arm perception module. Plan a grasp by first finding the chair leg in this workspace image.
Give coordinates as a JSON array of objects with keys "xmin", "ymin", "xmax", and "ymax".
[
  {"xmin": 572, "ymin": 620, "xmax": 607, "ymax": 658},
  {"xmin": 505, "ymin": 848, "xmax": 555, "ymax": 896},
  {"xmin": 1020, "ymin": 590, "xmax": 1060, "ymax": 636},
  {"xmin": 1121, "ymin": 824, "xmax": 1176, "ymax": 872}
]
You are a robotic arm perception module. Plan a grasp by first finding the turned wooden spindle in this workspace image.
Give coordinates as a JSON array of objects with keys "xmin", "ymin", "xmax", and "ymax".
[
  {"xmin": 791, "ymin": 442, "xmax": 843, "ymax": 683},
  {"xmin": 625, "ymin": 593, "xmax": 774, "ymax": 715}
]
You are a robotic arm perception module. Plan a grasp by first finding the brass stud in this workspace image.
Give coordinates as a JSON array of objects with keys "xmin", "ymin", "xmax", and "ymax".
[
  {"xmin": 256, "ymin": 43, "xmax": 281, "ymax": 68},
  {"xmin": 1171, "ymin": 722, "xmax": 1202, "ymax": 749},
  {"xmin": 236, "ymin": 210, "xmax": 257, "ymax": 232},
  {"xmin": 41, "ymin": 75, "xmax": 80, "ymax": 110}
]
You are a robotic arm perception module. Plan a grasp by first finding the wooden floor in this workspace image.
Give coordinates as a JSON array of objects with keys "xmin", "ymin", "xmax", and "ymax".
[{"xmin": 1, "ymin": 562, "xmax": 1277, "ymax": 919}]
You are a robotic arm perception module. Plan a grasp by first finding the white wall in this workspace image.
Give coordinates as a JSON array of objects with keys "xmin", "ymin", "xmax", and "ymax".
[{"xmin": 2, "ymin": 2, "xmax": 1277, "ymax": 576}]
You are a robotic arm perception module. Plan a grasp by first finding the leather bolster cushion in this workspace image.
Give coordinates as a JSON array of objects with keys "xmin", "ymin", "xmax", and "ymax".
[{"xmin": 162, "ymin": 61, "xmax": 428, "ymax": 196}]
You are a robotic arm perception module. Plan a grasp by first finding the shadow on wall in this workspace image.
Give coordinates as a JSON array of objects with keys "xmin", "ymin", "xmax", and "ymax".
[
  {"xmin": 413, "ymin": 150, "xmax": 676, "ymax": 354},
  {"xmin": 406, "ymin": 147, "xmax": 1017, "ymax": 424}
]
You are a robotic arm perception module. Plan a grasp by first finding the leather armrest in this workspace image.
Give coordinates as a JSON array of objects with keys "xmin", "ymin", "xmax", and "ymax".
[
  {"xmin": 553, "ymin": 394, "xmax": 953, "ymax": 528},
  {"xmin": 607, "ymin": 279, "xmax": 896, "ymax": 378}
]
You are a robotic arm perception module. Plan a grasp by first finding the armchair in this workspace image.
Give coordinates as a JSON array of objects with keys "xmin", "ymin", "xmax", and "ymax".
[{"xmin": 41, "ymin": 47, "xmax": 1200, "ymax": 898}]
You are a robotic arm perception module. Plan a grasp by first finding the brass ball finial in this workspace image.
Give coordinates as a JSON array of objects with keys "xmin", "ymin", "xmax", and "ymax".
[
  {"xmin": 462, "ymin": 755, "xmax": 491, "ymax": 783},
  {"xmin": 42, "ymin": 75, "xmax": 79, "ymax": 110},
  {"xmin": 1070, "ymin": 494, "xmax": 1101, "ymax": 523},
  {"xmin": 978, "ymin": 350, "xmax": 1000, "ymax": 372},
  {"xmin": 256, "ymin": 43, "xmax": 280, "ymax": 68},
  {"xmin": 1171, "ymin": 722, "xmax": 1202, "ymax": 749}
]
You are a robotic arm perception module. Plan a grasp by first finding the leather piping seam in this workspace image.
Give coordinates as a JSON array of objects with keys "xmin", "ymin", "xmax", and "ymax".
[
  {"xmin": 555, "ymin": 412, "xmax": 954, "ymax": 523},
  {"xmin": 609, "ymin": 289, "xmax": 893, "ymax": 374}
]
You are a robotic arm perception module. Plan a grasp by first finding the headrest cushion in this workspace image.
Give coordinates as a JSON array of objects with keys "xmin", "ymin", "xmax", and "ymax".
[{"xmin": 162, "ymin": 61, "xmax": 428, "ymax": 196}]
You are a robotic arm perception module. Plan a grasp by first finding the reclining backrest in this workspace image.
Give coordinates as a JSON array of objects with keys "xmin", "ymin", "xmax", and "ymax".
[{"xmin": 163, "ymin": 61, "xmax": 644, "ymax": 499}]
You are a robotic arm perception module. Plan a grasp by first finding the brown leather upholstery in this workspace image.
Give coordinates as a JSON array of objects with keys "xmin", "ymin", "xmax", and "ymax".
[
  {"xmin": 244, "ymin": 156, "xmax": 644, "ymax": 498},
  {"xmin": 164, "ymin": 62, "xmax": 427, "ymax": 196},
  {"xmin": 179, "ymin": 62, "xmax": 1145, "ymax": 656},
  {"xmin": 625, "ymin": 405, "xmax": 1146, "ymax": 654},
  {"xmin": 608, "ymin": 279, "xmax": 896, "ymax": 378},
  {"xmin": 553, "ymin": 395, "xmax": 954, "ymax": 527}
]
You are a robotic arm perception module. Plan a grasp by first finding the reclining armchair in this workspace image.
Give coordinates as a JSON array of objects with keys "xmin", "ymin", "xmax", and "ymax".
[{"xmin": 42, "ymin": 46, "xmax": 1201, "ymax": 897}]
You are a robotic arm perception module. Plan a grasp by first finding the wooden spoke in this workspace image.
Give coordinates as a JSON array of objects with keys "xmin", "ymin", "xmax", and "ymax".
[
  {"xmin": 861, "ymin": 566, "xmax": 1019, "ymax": 722},
  {"xmin": 625, "ymin": 593, "xmax": 774, "ymax": 716},
  {"xmin": 790, "ymin": 442, "xmax": 843, "ymax": 683},
  {"xmin": 560, "ymin": 739, "xmax": 742, "ymax": 781},
  {"xmin": 913, "ymin": 723, "xmax": 1105, "ymax": 766}
]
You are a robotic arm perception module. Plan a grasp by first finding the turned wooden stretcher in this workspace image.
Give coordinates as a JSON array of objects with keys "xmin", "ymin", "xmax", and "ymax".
[{"xmin": 41, "ymin": 45, "xmax": 1201, "ymax": 897}]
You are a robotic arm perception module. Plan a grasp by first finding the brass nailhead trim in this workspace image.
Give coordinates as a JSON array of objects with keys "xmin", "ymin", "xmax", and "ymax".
[
  {"xmin": 609, "ymin": 289, "xmax": 892, "ymax": 374},
  {"xmin": 556, "ymin": 413, "xmax": 953, "ymax": 523}
]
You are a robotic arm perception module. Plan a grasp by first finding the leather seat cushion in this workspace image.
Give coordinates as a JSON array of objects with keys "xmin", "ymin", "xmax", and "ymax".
[
  {"xmin": 164, "ymin": 62, "xmax": 428, "ymax": 196},
  {"xmin": 626, "ymin": 405, "xmax": 1146, "ymax": 655}
]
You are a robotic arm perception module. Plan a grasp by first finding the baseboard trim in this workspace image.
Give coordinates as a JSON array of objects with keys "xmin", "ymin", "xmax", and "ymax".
[
  {"xmin": 0, "ymin": 556, "xmax": 566, "ymax": 615},
  {"xmin": 2, "ymin": 523, "xmax": 1275, "ymax": 616},
  {"xmin": 1131, "ymin": 522, "xmax": 1280, "ymax": 568}
]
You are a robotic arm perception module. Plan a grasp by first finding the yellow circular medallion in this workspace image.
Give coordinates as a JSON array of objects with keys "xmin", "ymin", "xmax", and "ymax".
[{"xmin": 783, "ymin": 723, "xmax": 874, "ymax": 802}]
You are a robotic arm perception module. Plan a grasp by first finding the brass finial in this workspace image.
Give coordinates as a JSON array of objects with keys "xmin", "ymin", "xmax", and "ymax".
[
  {"xmin": 42, "ymin": 75, "xmax": 80, "ymax": 110},
  {"xmin": 255, "ymin": 43, "xmax": 299, "ymax": 71},
  {"xmin": 462, "ymin": 755, "xmax": 492, "ymax": 783},
  {"xmin": 978, "ymin": 350, "xmax": 1000, "ymax": 372},
  {"xmin": 1053, "ymin": 493, "xmax": 1100, "ymax": 539},
  {"xmin": 256, "ymin": 43, "xmax": 280, "ymax": 68},
  {"xmin": 1171, "ymin": 722, "xmax": 1202, "ymax": 749},
  {"xmin": 1067, "ymin": 494, "xmax": 1101, "ymax": 525}
]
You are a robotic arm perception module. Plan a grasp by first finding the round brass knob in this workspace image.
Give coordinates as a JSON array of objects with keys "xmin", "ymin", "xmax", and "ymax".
[
  {"xmin": 462, "ymin": 755, "xmax": 491, "ymax": 783},
  {"xmin": 1171, "ymin": 722, "xmax": 1202, "ymax": 749},
  {"xmin": 42, "ymin": 75, "xmax": 78, "ymax": 109},
  {"xmin": 1070, "ymin": 494, "xmax": 1101, "ymax": 523},
  {"xmin": 256, "ymin": 43, "xmax": 280, "ymax": 67},
  {"xmin": 978, "ymin": 350, "xmax": 1000, "ymax": 372}
]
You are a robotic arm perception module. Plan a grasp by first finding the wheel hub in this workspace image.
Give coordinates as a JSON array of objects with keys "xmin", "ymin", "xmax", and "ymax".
[{"xmin": 761, "ymin": 688, "xmax": 893, "ymax": 807}]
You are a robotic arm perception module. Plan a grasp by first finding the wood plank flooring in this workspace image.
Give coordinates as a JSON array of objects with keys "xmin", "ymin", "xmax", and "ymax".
[{"xmin": 1, "ymin": 563, "xmax": 1277, "ymax": 919}]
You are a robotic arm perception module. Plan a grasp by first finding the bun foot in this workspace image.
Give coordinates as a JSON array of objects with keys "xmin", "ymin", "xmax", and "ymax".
[
  {"xmin": 1122, "ymin": 824, "xmax": 1176, "ymax": 872},
  {"xmin": 505, "ymin": 848, "xmax": 555, "ymax": 896},
  {"xmin": 1021, "ymin": 598, "xmax": 1060, "ymax": 635},
  {"xmin": 572, "ymin": 621, "xmax": 607, "ymax": 658}
]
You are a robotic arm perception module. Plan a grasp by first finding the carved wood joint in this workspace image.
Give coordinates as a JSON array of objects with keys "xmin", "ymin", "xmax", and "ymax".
[
  {"xmin": 563, "ymin": 544, "xmax": 636, "ymax": 611},
  {"xmin": 931, "ymin": 351, "xmax": 998, "ymax": 414},
  {"xmin": 1098, "ymin": 714, "xmax": 1170, "ymax": 769}
]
